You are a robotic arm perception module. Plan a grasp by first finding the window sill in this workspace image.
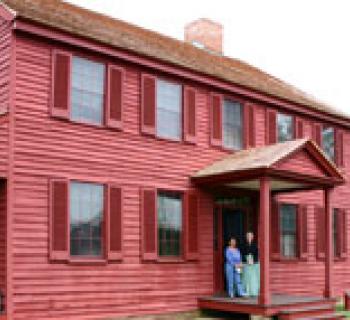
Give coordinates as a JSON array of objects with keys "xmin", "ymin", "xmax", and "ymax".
[
  {"xmin": 68, "ymin": 258, "xmax": 107, "ymax": 266},
  {"xmin": 156, "ymin": 257, "xmax": 186, "ymax": 264},
  {"xmin": 272, "ymin": 257, "xmax": 303, "ymax": 263}
]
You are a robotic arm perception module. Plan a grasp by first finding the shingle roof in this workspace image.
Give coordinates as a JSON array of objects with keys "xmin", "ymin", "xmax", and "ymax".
[
  {"xmin": 192, "ymin": 138, "xmax": 342, "ymax": 179},
  {"xmin": 1, "ymin": 0, "xmax": 348, "ymax": 120}
]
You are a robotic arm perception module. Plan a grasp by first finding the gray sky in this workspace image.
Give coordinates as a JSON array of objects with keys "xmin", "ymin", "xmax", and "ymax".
[{"xmin": 67, "ymin": 0, "xmax": 350, "ymax": 115}]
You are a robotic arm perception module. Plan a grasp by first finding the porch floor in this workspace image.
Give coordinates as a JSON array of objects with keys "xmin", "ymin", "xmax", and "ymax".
[{"xmin": 198, "ymin": 294, "xmax": 337, "ymax": 317}]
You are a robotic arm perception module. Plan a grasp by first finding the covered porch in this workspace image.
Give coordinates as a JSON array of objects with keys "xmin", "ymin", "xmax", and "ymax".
[{"xmin": 192, "ymin": 139, "xmax": 345, "ymax": 318}]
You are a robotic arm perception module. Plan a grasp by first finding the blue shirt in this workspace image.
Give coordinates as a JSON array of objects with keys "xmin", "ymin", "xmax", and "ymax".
[{"xmin": 225, "ymin": 247, "xmax": 242, "ymax": 266}]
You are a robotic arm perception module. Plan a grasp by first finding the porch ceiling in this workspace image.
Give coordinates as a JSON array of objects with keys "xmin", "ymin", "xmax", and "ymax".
[{"xmin": 192, "ymin": 139, "xmax": 345, "ymax": 191}]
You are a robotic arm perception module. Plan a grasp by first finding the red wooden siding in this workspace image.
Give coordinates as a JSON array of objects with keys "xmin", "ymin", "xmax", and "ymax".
[
  {"xmin": 11, "ymin": 35, "xmax": 220, "ymax": 319},
  {"xmin": 5, "ymin": 27, "xmax": 350, "ymax": 320},
  {"xmin": 0, "ymin": 181, "xmax": 7, "ymax": 306},
  {"xmin": 0, "ymin": 16, "xmax": 11, "ymax": 176}
]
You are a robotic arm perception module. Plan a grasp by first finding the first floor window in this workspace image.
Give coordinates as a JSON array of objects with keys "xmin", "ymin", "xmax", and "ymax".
[
  {"xmin": 71, "ymin": 56, "xmax": 105, "ymax": 125},
  {"xmin": 280, "ymin": 204, "xmax": 297, "ymax": 258},
  {"xmin": 277, "ymin": 113, "xmax": 294, "ymax": 142},
  {"xmin": 156, "ymin": 79, "xmax": 182, "ymax": 140},
  {"xmin": 70, "ymin": 181, "xmax": 104, "ymax": 257},
  {"xmin": 157, "ymin": 192, "xmax": 183, "ymax": 257},
  {"xmin": 222, "ymin": 99, "xmax": 242, "ymax": 150},
  {"xmin": 322, "ymin": 126, "xmax": 335, "ymax": 161}
]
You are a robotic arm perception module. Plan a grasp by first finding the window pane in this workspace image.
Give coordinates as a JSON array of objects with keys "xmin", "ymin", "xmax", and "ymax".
[
  {"xmin": 157, "ymin": 192, "xmax": 182, "ymax": 257},
  {"xmin": 70, "ymin": 181, "xmax": 103, "ymax": 257},
  {"xmin": 280, "ymin": 204, "xmax": 297, "ymax": 258},
  {"xmin": 277, "ymin": 113, "xmax": 293, "ymax": 142},
  {"xmin": 71, "ymin": 57, "xmax": 105, "ymax": 125},
  {"xmin": 223, "ymin": 99, "xmax": 242, "ymax": 149},
  {"xmin": 322, "ymin": 127, "xmax": 335, "ymax": 161},
  {"xmin": 156, "ymin": 79, "xmax": 182, "ymax": 140}
]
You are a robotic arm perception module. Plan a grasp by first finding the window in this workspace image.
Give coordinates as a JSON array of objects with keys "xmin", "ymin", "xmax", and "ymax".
[
  {"xmin": 277, "ymin": 113, "xmax": 294, "ymax": 142},
  {"xmin": 156, "ymin": 79, "xmax": 182, "ymax": 140},
  {"xmin": 70, "ymin": 181, "xmax": 104, "ymax": 257},
  {"xmin": 222, "ymin": 99, "xmax": 243, "ymax": 149},
  {"xmin": 71, "ymin": 56, "xmax": 105, "ymax": 125},
  {"xmin": 322, "ymin": 126, "xmax": 335, "ymax": 161},
  {"xmin": 157, "ymin": 192, "xmax": 183, "ymax": 257},
  {"xmin": 280, "ymin": 204, "xmax": 297, "ymax": 258}
]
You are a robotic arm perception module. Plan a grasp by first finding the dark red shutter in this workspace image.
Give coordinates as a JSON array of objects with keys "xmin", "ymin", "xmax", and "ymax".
[
  {"xmin": 106, "ymin": 185, "xmax": 123, "ymax": 261},
  {"xmin": 184, "ymin": 190, "xmax": 199, "ymax": 261},
  {"xmin": 340, "ymin": 209, "xmax": 348, "ymax": 259},
  {"xmin": 316, "ymin": 206, "xmax": 325, "ymax": 260},
  {"xmin": 106, "ymin": 65, "xmax": 124, "ymax": 129},
  {"xmin": 298, "ymin": 204, "xmax": 308, "ymax": 260},
  {"xmin": 184, "ymin": 86, "xmax": 197, "ymax": 144},
  {"xmin": 270, "ymin": 201, "xmax": 280, "ymax": 260},
  {"xmin": 50, "ymin": 179, "xmax": 69, "ymax": 261},
  {"xmin": 244, "ymin": 103, "xmax": 256, "ymax": 148},
  {"xmin": 141, "ymin": 188, "xmax": 157, "ymax": 261},
  {"xmin": 313, "ymin": 123, "xmax": 322, "ymax": 146},
  {"xmin": 295, "ymin": 117, "xmax": 304, "ymax": 139},
  {"xmin": 335, "ymin": 129, "xmax": 344, "ymax": 167},
  {"xmin": 141, "ymin": 74, "xmax": 156, "ymax": 135},
  {"xmin": 51, "ymin": 50, "xmax": 71, "ymax": 119},
  {"xmin": 210, "ymin": 93, "xmax": 222, "ymax": 146},
  {"xmin": 266, "ymin": 109, "xmax": 277, "ymax": 144}
]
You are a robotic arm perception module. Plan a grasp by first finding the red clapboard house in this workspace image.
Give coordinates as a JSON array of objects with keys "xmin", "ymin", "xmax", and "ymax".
[{"xmin": 0, "ymin": 0, "xmax": 349, "ymax": 319}]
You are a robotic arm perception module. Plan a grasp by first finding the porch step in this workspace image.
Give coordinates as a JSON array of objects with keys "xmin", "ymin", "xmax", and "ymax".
[{"xmin": 278, "ymin": 304, "xmax": 335, "ymax": 319}]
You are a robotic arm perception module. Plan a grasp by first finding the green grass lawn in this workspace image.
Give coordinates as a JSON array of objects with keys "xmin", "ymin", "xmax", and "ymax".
[{"xmin": 336, "ymin": 303, "xmax": 350, "ymax": 318}]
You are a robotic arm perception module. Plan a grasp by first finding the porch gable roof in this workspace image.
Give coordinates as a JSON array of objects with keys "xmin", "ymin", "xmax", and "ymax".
[{"xmin": 192, "ymin": 139, "xmax": 344, "ymax": 190}]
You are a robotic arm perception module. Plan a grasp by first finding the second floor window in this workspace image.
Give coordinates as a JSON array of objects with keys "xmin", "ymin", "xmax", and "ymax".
[
  {"xmin": 156, "ymin": 79, "xmax": 182, "ymax": 140},
  {"xmin": 70, "ymin": 181, "xmax": 104, "ymax": 257},
  {"xmin": 280, "ymin": 204, "xmax": 297, "ymax": 258},
  {"xmin": 71, "ymin": 56, "xmax": 105, "ymax": 125},
  {"xmin": 157, "ymin": 192, "xmax": 183, "ymax": 257},
  {"xmin": 223, "ymin": 99, "xmax": 242, "ymax": 150},
  {"xmin": 322, "ymin": 126, "xmax": 335, "ymax": 161},
  {"xmin": 277, "ymin": 113, "xmax": 294, "ymax": 142}
]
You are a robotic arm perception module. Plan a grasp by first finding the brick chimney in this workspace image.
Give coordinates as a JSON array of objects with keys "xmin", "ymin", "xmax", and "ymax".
[{"xmin": 185, "ymin": 18, "xmax": 223, "ymax": 55}]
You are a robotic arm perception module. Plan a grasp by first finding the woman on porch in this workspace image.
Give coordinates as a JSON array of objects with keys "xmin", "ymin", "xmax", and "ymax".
[{"xmin": 225, "ymin": 237, "xmax": 247, "ymax": 298}]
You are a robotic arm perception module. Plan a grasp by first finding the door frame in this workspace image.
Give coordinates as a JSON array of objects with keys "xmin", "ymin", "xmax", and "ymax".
[{"xmin": 213, "ymin": 201, "xmax": 257, "ymax": 294}]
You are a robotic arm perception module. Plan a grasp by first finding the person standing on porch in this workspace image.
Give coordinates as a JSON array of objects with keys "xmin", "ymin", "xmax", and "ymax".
[
  {"xmin": 225, "ymin": 237, "xmax": 247, "ymax": 298},
  {"xmin": 241, "ymin": 231, "xmax": 260, "ymax": 297}
]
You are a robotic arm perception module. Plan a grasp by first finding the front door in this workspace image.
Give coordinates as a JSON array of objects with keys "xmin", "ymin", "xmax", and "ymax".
[
  {"xmin": 222, "ymin": 208, "xmax": 244, "ymax": 249},
  {"xmin": 214, "ymin": 200, "xmax": 257, "ymax": 294}
]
